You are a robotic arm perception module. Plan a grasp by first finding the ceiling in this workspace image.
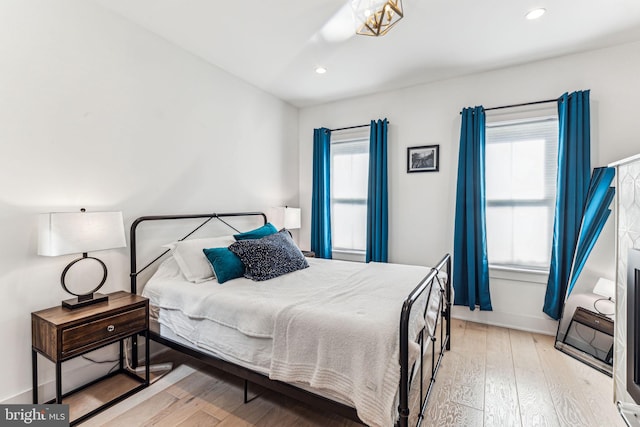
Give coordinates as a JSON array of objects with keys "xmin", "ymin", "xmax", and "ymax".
[{"xmin": 92, "ymin": 0, "xmax": 640, "ymax": 107}]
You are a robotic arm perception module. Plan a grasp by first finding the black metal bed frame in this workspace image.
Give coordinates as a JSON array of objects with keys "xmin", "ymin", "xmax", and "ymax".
[{"xmin": 129, "ymin": 212, "xmax": 451, "ymax": 427}]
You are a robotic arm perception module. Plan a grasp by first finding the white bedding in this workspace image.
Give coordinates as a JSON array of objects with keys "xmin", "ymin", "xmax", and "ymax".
[{"xmin": 142, "ymin": 256, "xmax": 444, "ymax": 427}]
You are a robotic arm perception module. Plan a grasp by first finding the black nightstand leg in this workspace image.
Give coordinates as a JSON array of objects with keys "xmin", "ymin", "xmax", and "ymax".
[
  {"xmin": 606, "ymin": 345, "xmax": 614, "ymax": 365},
  {"xmin": 119, "ymin": 340, "xmax": 124, "ymax": 371},
  {"xmin": 145, "ymin": 330, "xmax": 150, "ymax": 386},
  {"xmin": 56, "ymin": 361, "xmax": 62, "ymax": 404},
  {"xmin": 32, "ymin": 350, "xmax": 38, "ymax": 404},
  {"xmin": 562, "ymin": 318, "xmax": 575, "ymax": 344},
  {"xmin": 132, "ymin": 336, "xmax": 138, "ymax": 369}
]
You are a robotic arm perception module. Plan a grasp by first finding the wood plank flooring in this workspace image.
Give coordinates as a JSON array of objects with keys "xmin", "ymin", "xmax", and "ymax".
[{"xmin": 79, "ymin": 319, "xmax": 623, "ymax": 426}]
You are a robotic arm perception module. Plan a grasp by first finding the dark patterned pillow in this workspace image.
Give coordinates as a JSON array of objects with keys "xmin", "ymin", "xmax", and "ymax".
[{"xmin": 229, "ymin": 230, "xmax": 309, "ymax": 281}]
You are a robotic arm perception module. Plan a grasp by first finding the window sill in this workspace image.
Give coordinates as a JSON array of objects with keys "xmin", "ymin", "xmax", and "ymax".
[
  {"xmin": 332, "ymin": 249, "xmax": 365, "ymax": 263},
  {"xmin": 489, "ymin": 265, "xmax": 549, "ymax": 285}
]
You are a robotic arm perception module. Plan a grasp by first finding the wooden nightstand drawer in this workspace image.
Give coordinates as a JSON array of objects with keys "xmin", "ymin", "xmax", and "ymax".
[
  {"xmin": 572, "ymin": 307, "xmax": 614, "ymax": 336},
  {"xmin": 62, "ymin": 307, "xmax": 146, "ymax": 357}
]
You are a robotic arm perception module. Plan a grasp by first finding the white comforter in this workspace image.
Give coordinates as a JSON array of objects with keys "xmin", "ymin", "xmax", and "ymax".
[{"xmin": 143, "ymin": 257, "xmax": 441, "ymax": 427}]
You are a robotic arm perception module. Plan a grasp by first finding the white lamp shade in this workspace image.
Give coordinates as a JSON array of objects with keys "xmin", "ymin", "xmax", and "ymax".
[
  {"xmin": 593, "ymin": 277, "xmax": 615, "ymax": 301},
  {"xmin": 269, "ymin": 207, "xmax": 301, "ymax": 230},
  {"xmin": 38, "ymin": 211, "xmax": 127, "ymax": 256}
]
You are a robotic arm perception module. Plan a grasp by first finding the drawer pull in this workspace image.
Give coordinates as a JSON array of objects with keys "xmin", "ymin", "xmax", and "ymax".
[{"xmin": 107, "ymin": 325, "xmax": 115, "ymax": 332}]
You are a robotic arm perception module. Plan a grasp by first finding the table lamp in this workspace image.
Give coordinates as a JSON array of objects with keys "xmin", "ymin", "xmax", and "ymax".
[
  {"xmin": 38, "ymin": 209, "xmax": 126, "ymax": 309},
  {"xmin": 269, "ymin": 206, "xmax": 301, "ymax": 230}
]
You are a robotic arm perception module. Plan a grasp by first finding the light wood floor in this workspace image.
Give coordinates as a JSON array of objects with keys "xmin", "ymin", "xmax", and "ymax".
[{"xmin": 78, "ymin": 319, "xmax": 624, "ymax": 426}]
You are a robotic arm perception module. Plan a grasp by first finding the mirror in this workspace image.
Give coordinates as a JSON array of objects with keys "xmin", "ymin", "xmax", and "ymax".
[{"xmin": 554, "ymin": 167, "xmax": 616, "ymax": 376}]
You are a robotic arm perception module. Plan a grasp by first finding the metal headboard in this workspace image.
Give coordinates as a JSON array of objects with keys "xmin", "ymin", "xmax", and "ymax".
[{"xmin": 129, "ymin": 212, "xmax": 267, "ymax": 294}]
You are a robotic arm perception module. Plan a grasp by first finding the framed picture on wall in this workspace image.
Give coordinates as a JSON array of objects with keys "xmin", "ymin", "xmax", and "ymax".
[{"xmin": 407, "ymin": 145, "xmax": 439, "ymax": 173}]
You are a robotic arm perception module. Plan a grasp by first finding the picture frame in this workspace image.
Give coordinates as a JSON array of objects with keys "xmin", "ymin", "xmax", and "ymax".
[{"xmin": 407, "ymin": 145, "xmax": 439, "ymax": 173}]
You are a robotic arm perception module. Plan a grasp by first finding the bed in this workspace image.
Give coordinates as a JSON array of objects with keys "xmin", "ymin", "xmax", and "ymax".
[{"xmin": 129, "ymin": 212, "xmax": 451, "ymax": 427}]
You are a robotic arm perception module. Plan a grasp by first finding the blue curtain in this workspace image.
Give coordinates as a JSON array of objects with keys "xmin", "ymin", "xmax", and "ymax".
[
  {"xmin": 566, "ymin": 167, "xmax": 615, "ymax": 297},
  {"xmin": 543, "ymin": 90, "xmax": 591, "ymax": 320},
  {"xmin": 453, "ymin": 106, "xmax": 492, "ymax": 311},
  {"xmin": 366, "ymin": 119, "xmax": 389, "ymax": 263},
  {"xmin": 311, "ymin": 127, "xmax": 332, "ymax": 259}
]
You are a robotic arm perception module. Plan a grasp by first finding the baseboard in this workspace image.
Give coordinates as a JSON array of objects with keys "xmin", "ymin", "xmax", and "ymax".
[
  {"xmin": 2, "ymin": 339, "xmax": 168, "ymax": 405},
  {"xmin": 452, "ymin": 306, "xmax": 558, "ymax": 336}
]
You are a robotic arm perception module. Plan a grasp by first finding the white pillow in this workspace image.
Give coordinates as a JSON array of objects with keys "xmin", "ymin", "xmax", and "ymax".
[{"xmin": 163, "ymin": 236, "xmax": 236, "ymax": 283}]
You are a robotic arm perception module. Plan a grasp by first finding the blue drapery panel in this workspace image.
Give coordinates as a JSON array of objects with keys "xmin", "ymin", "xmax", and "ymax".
[
  {"xmin": 453, "ymin": 106, "xmax": 492, "ymax": 311},
  {"xmin": 566, "ymin": 167, "xmax": 615, "ymax": 297},
  {"xmin": 366, "ymin": 119, "xmax": 389, "ymax": 263},
  {"xmin": 543, "ymin": 90, "xmax": 591, "ymax": 320},
  {"xmin": 311, "ymin": 127, "xmax": 332, "ymax": 259}
]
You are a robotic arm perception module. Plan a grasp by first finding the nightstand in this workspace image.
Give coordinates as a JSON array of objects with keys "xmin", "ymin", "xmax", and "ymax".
[
  {"xmin": 32, "ymin": 291, "xmax": 149, "ymax": 426},
  {"xmin": 562, "ymin": 306, "xmax": 614, "ymax": 365}
]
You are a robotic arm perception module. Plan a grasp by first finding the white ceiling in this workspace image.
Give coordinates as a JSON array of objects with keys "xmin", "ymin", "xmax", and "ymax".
[{"xmin": 92, "ymin": 0, "xmax": 640, "ymax": 107}]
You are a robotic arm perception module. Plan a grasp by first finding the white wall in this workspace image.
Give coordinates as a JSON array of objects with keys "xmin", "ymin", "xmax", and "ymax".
[
  {"xmin": 0, "ymin": 0, "xmax": 298, "ymax": 403},
  {"xmin": 298, "ymin": 41, "xmax": 640, "ymax": 335}
]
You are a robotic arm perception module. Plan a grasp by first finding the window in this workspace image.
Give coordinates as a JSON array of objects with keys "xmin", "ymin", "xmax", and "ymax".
[
  {"xmin": 330, "ymin": 134, "xmax": 369, "ymax": 259},
  {"xmin": 485, "ymin": 115, "xmax": 558, "ymax": 270}
]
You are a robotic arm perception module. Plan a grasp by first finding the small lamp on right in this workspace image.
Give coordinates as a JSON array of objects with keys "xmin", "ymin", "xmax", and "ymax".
[
  {"xmin": 269, "ymin": 206, "xmax": 301, "ymax": 231},
  {"xmin": 593, "ymin": 277, "xmax": 615, "ymax": 316}
]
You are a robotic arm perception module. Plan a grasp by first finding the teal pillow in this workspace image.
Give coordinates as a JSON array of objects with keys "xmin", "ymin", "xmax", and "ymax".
[
  {"xmin": 234, "ymin": 223, "xmax": 278, "ymax": 241},
  {"xmin": 202, "ymin": 247, "xmax": 245, "ymax": 284}
]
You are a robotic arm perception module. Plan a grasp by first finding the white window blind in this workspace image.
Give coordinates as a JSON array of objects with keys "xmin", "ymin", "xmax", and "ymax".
[
  {"xmin": 330, "ymin": 135, "xmax": 369, "ymax": 256},
  {"xmin": 485, "ymin": 115, "xmax": 558, "ymax": 270}
]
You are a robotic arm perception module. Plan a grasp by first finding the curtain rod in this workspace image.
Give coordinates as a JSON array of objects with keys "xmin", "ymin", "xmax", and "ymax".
[
  {"xmin": 327, "ymin": 120, "xmax": 390, "ymax": 132},
  {"xmin": 485, "ymin": 98, "xmax": 558, "ymax": 112},
  {"xmin": 460, "ymin": 98, "xmax": 558, "ymax": 114},
  {"xmin": 329, "ymin": 124, "xmax": 369, "ymax": 132}
]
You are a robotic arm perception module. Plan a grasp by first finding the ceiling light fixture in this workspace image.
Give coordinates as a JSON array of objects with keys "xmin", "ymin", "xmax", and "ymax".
[
  {"xmin": 315, "ymin": 66, "xmax": 327, "ymax": 74},
  {"xmin": 351, "ymin": 0, "xmax": 404, "ymax": 37},
  {"xmin": 525, "ymin": 8, "xmax": 546, "ymax": 20}
]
